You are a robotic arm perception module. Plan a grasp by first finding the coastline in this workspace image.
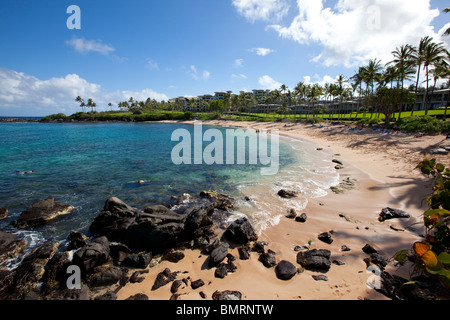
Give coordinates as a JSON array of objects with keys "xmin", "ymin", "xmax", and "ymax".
[{"xmin": 115, "ymin": 120, "xmax": 448, "ymax": 300}]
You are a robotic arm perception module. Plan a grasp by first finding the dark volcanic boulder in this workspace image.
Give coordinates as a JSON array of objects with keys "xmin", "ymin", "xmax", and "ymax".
[
  {"xmin": 88, "ymin": 267, "xmax": 125, "ymax": 287},
  {"xmin": 0, "ymin": 231, "xmax": 27, "ymax": 264},
  {"xmin": 297, "ymin": 249, "xmax": 331, "ymax": 272},
  {"xmin": 258, "ymin": 250, "xmax": 277, "ymax": 268},
  {"xmin": 152, "ymin": 268, "xmax": 178, "ymax": 291},
  {"xmin": 318, "ymin": 231, "xmax": 334, "ymax": 244},
  {"xmin": 0, "ymin": 208, "xmax": 7, "ymax": 220},
  {"xmin": 121, "ymin": 253, "xmax": 152, "ymax": 269},
  {"xmin": 223, "ymin": 217, "xmax": 258, "ymax": 245},
  {"xmin": 275, "ymin": 261, "xmax": 297, "ymax": 280},
  {"xmin": 89, "ymin": 197, "xmax": 216, "ymax": 254},
  {"xmin": 12, "ymin": 197, "xmax": 75, "ymax": 229},
  {"xmin": 89, "ymin": 197, "xmax": 138, "ymax": 236},
  {"xmin": 8, "ymin": 243, "xmax": 59, "ymax": 299},
  {"xmin": 212, "ymin": 290, "xmax": 242, "ymax": 300},
  {"xmin": 208, "ymin": 243, "xmax": 229, "ymax": 268},
  {"xmin": 379, "ymin": 208, "xmax": 410, "ymax": 222},
  {"xmin": 72, "ymin": 237, "xmax": 110, "ymax": 273},
  {"xmin": 277, "ymin": 189, "xmax": 299, "ymax": 199},
  {"xmin": 199, "ymin": 190, "xmax": 235, "ymax": 211},
  {"xmin": 42, "ymin": 251, "xmax": 72, "ymax": 291}
]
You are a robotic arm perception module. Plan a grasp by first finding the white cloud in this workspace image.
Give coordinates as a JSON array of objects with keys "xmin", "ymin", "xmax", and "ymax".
[
  {"xmin": 231, "ymin": 73, "xmax": 248, "ymax": 81},
  {"xmin": 66, "ymin": 37, "xmax": 115, "ymax": 55},
  {"xmin": 188, "ymin": 65, "xmax": 210, "ymax": 81},
  {"xmin": 234, "ymin": 58, "xmax": 244, "ymax": 68},
  {"xmin": 232, "ymin": 0, "xmax": 290, "ymax": 22},
  {"xmin": 146, "ymin": 58, "xmax": 159, "ymax": 70},
  {"xmin": 258, "ymin": 75, "xmax": 282, "ymax": 90},
  {"xmin": 264, "ymin": 0, "xmax": 444, "ymax": 67},
  {"xmin": 203, "ymin": 70, "xmax": 211, "ymax": 80},
  {"xmin": 0, "ymin": 68, "xmax": 169, "ymax": 116},
  {"xmin": 249, "ymin": 48, "xmax": 276, "ymax": 56}
]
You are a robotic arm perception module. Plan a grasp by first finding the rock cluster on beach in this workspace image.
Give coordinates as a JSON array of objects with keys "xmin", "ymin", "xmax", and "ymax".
[
  {"xmin": 0, "ymin": 191, "xmax": 252, "ymax": 300},
  {"xmin": 1, "ymin": 192, "xmax": 448, "ymax": 301}
]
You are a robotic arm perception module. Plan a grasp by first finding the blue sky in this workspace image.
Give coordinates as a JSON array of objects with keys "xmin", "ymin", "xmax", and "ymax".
[{"xmin": 0, "ymin": 0, "xmax": 449, "ymax": 116}]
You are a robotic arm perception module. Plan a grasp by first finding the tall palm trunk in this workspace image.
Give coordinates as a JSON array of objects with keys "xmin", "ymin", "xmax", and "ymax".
[
  {"xmin": 412, "ymin": 65, "xmax": 422, "ymax": 117},
  {"xmin": 424, "ymin": 65, "xmax": 430, "ymax": 116}
]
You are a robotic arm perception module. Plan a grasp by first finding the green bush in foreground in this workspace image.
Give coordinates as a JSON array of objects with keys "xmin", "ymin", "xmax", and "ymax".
[{"xmin": 394, "ymin": 159, "xmax": 450, "ymax": 290}]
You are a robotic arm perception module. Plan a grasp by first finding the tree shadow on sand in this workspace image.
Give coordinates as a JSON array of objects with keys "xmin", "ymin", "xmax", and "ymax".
[{"xmin": 368, "ymin": 175, "xmax": 433, "ymax": 210}]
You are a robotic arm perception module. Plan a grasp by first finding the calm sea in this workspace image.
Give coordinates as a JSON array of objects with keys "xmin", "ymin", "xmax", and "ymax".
[{"xmin": 0, "ymin": 122, "xmax": 339, "ymax": 264}]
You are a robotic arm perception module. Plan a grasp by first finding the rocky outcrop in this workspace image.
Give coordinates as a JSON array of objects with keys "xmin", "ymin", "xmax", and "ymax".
[
  {"xmin": 379, "ymin": 273, "xmax": 450, "ymax": 300},
  {"xmin": 72, "ymin": 236, "xmax": 110, "ymax": 273},
  {"xmin": 0, "ymin": 208, "xmax": 7, "ymax": 220},
  {"xmin": 258, "ymin": 250, "xmax": 277, "ymax": 268},
  {"xmin": 277, "ymin": 189, "xmax": 298, "ymax": 199},
  {"xmin": 89, "ymin": 195, "xmax": 230, "ymax": 254},
  {"xmin": 296, "ymin": 249, "xmax": 331, "ymax": 272},
  {"xmin": 3, "ymin": 243, "xmax": 59, "ymax": 299},
  {"xmin": 208, "ymin": 243, "xmax": 229, "ymax": 268},
  {"xmin": 0, "ymin": 231, "xmax": 26, "ymax": 264},
  {"xmin": 11, "ymin": 197, "xmax": 75, "ymax": 229},
  {"xmin": 199, "ymin": 190, "xmax": 235, "ymax": 211},
  {"xmin": 378, "ymin": 208, "xmax": 410, "ymax": 222},
  {"xmin": 152, "ymin": 268, "xmax": 178, "ymax": 291},
  {"xmin": 223, "ymin": 217, "xmax": 258, "ymax": 245}
]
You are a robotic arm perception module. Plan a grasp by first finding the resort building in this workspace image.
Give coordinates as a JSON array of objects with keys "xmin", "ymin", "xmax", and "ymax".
[
  {"xmin": 411, "ymin": 88, "xmax": 449, "ymax": 112},
  {"xmin": 170, "ymin": 88, "xmax": 449, "ymax": 115}
]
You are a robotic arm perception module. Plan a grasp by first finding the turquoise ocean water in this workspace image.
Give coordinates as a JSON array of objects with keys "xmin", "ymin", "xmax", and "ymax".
[{"xmin": 0, "ymin": 122, "xmax": 339, "ymax": 263}]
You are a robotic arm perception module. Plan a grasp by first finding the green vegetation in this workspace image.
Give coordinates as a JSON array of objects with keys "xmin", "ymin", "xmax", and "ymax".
[
  {"xmin": 43, "ymin": 31, "xmax": 450, "ymax": 135},
  {"xmin": 394, "ymin": 160, "xmax": 450, "ymax": 288},
  {"xmin": 398, "ymin": 116, "xmax": 450, "ymax": 134}
]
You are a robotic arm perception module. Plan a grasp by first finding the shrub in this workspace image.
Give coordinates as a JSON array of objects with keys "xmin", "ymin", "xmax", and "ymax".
[
  {"xmin": 184, "ymin": 111, "xmax": 193, "ymax": 120},
  {"xmin": 40, "ymin": 113, "xmax": 67, "ymax": 121},
  {"xmin": 357, "ymin": 118, "xmax": 380, "ymax": 125},
  {"xmin": 394, "ymin": 159, "xmax": 450, "ymax": 288},
  {"xmin": 398, "ymin": 116, "xmax": 444, "ymax": 134}
]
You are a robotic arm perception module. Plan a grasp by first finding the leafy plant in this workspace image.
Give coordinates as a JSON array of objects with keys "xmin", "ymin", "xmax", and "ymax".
[
  {"xmin": 394, "ymin": 159, "xmax": 450, "ymax": 288},
  {"xmin": 398, "ymin": 116, "xmax": 448, "ymax": 134}
]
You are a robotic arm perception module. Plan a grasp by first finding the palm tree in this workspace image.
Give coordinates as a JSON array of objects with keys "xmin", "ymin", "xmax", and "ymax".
[
  {"xmin": 429, "ymin": 59, "xmax": 450, "ymax": 116},
  {"xmin": 421, "ymin": 39, "xmax": 447, "ymax": 115},
  {"xmin": 75, "ymin": 96, "xmax": 85, "ymax": 113},
  {"xmin": 389, "ymin": 45, "xmax": 416, "ymax": 89},
  {"xmin": 351, "ymin": 68, "xmax": 369, "ymax": 120},
  {"xmin": 87, "ymin": 98, "xmax": 93, "ymax": 113},
  {"xmin": 108, "ymin": 102, "xmax": 113, "ymax": 111},
  {"xmin": 189, "ymin": 98, "xmax": 197, "ymax": 112},
  {"xmin": 271, "ymin": 90, "xmax": 281, "ymax": 105},
  {"xmin": 225, "ymin": 91, "xmax": 232, "ymax": 112},
  {"xmin": 444, "ymin": 8, "xmax": 450, "ymax": 36},
  {"xmin": 363, "ymin": 59, "xmax": 383, "ymax": 94},
  {"xmin": 335, "ymin": 75, "xmax": 348, "ymax": 119},
  {"xmin": 388, "ymin": 44, "xmax": 417, "ymax": 119},
  {"xmin": 294, "ymin": 82, "xmax": 307, "ymax": 119},
  {"xmin": 280, "ymin": 84, "xmax": 288, "ymax": 106},
  {"xmin": 307, "ymin": 84, "xmax": 323, "ymax": 121}
]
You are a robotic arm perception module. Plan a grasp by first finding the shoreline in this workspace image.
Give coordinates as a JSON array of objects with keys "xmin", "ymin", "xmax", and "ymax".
[
  {"xmin": 1, "ymin": 119, "xmax": 448, "ymax": 300},
  {"xmin": 115, "ymin": 120, "xmax": 448, "ymax": 300}
]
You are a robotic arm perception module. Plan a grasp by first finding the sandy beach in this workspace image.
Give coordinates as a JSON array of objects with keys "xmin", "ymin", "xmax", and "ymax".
[{"xmin": 116, "ymin": 120, "xmax": 450, "ymax": 301}]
